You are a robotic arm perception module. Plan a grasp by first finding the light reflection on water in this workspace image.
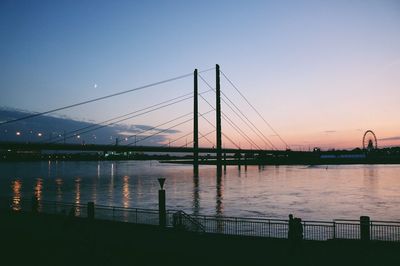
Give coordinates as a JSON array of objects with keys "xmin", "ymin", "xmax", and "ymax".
[
  {"xmin": 0, "ymin": 161, "xmax": 399, "ymax": 221},
  {"xmin": 55, "ymin": 178, "xmax": 63, "ymax": 202},
  {"xmin": 11, "ymin": 179, "xmax": 22, "ymax": 211},
  {"xmin": 74, "ymin": 177, "xmax": 81, "ymax": 216},
  {"xmin": 122, "ymin": 175, "xmax": 130, "ymax": 208}
]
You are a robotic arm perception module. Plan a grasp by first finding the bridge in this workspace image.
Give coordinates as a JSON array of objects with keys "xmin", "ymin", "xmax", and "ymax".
[
  {"xmin": 0, "ymin": 64, "xmax": 290, "ymax": 176},
  {"xmin": 0, "ymin": 141, "xmax": 288, "ymax": 155}
]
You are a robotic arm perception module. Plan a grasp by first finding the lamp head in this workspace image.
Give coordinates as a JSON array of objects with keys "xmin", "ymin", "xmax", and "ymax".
[{"xmin": 158, "ymin": 178, "xmax": 166, "ymax": 189}]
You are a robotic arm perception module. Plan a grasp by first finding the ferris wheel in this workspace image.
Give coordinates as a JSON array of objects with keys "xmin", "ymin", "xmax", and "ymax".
[{"xmin": 362, "ymin": 130, "xmax": 378, "ymax": 150}]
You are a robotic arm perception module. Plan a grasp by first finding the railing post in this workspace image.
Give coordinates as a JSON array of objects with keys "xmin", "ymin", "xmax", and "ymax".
[
  {"xmin": 360, "ymin": 216, "xmax": 370, "ymax": 241},
  {"xmin": 268, "ymin": 219, "xmax": 271, "ymax": 237},
  {"xmin": 235, "ymin": 217, "xmax": 238, "ymax": 235},
  {"xmin": 333, "ymin": 221, "xmax": 336, "ymax": 239},
  {"xmin": 87, "ymin": 202, "xmax": 95, "ymax": 219}
]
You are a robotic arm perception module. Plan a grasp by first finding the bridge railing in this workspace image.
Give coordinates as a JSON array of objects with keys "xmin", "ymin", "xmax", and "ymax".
[{"xmin": 1, "ymin": 197, "xmax": 399, "ymax": 242}]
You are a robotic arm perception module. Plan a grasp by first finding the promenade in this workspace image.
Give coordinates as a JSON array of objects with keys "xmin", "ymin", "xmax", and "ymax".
[{"xmin": 1, "ymin": 211, "xmax": 399, "ymax": 266}]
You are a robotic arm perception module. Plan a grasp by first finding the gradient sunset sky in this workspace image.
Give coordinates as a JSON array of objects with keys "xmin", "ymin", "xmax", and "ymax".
[{"xmin": 1, "ymin": 0, "xmax": 399, "ymax": 150}]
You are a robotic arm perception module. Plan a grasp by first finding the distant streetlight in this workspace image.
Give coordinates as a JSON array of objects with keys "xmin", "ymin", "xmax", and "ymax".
[
  {"xmin": 16, "ymin": 131, "xmax": 21, "ymax": 136},
  {"xmin": 37, "ymin": 133, "xmax": 42, "ymax": 137}
]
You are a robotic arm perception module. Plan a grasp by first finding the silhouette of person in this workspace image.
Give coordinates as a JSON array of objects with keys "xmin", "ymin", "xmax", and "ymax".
[
  {"xmin": 294, "ymin": 218, "xmax": 303, "ymax": 240},
  {"xmin": 288, "ymin": 214, "xmax": 294, "ymax": 240},
  {"xmin": 288, "ymin": 214, "xmax": 295, "ymax": 254},
  {"xmin": 293, "ymin": 217, "xmax": 303, "ymax": 253}
]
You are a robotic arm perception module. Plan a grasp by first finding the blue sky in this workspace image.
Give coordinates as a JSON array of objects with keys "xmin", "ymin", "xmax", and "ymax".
[{"xmin": 1, "ymin": 0, "xmax": 400, "ymax": 149}]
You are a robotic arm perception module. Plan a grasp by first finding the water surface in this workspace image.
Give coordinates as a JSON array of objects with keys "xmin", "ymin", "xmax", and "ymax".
[{"xmin": 1, "ymin": 161, "xmax": 399, "ymax": 221}]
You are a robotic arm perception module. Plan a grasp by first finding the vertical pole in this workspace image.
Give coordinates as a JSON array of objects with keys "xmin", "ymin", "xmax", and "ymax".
[
  {"xmin": 216, "ymin": 64, "xmax": 222, "ymax": 177},
  {"xmin": 159, "ymin": 190, "xmax": 166, "ymax": 227},
  {"xmin": 193, "ymin": 69, "xmax": 199, "ymax": 177},
  {"xmin": 360, "ymin": 216, "xmax": 370, "ymax": 241},
  {"xmin": 158, "ymin": 178, "xmax": 166, "ymax": 227}
]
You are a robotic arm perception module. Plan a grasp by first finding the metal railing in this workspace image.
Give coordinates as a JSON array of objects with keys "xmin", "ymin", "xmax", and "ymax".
[
  {"xmin": 95, "ymin": 204, "xmax": 166, "ymax": 226},
  {"xmin": 172, "ymin": 210, "xmax": 205, "ymax": 233},
  {"xmin": 1, "ymin": 197, "xmax": 399, "ymax": 242},
  {"xmin": 370, "ymin": 221, "xmax": 400, "ymax": 242}
]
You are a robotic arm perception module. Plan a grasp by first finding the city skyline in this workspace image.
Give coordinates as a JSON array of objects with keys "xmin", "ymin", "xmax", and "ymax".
[{"xmin": 1, "ymin": 0, "xmax": 400, "ymax": 149}]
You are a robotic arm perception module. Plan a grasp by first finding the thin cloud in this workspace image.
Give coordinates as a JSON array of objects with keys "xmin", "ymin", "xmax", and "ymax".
[
  {"xmin": 0, "ymin": 108, "xmax": 180, "ymax": 145},
  {"xmin": 379, "ymin": 136, "xmax": 400, "ymax": 141}
]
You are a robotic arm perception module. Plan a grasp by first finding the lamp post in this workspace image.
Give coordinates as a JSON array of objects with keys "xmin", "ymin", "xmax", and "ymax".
[{"xmin": 158, "ymin": 178, "xmax": 166, "ymax": 227}]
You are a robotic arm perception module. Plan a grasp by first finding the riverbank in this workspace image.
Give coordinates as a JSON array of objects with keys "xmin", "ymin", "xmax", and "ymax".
[{"xmin": 1, "ymin": 211, "xmax": 399, "ymax": 266}]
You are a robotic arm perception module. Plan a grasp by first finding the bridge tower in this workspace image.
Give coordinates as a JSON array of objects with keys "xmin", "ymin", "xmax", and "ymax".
[
  {"xmin": 216, "ymin": 64, "xmax": 222, "ymax": 177},
  {"xmin": 193, "ymin": 69, "xmax": 199, "ymax": 177}
]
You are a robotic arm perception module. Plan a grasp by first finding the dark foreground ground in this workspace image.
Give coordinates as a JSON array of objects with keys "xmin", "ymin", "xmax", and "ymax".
[{"xmin": 1, "ymin": 211, "xmax": 399, "ymax": 266}]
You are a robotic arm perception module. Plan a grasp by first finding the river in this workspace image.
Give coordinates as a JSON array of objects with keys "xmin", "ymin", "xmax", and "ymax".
[{"xmin": 0, "ymin": 161, "xmax": 399, "ymax": 221}]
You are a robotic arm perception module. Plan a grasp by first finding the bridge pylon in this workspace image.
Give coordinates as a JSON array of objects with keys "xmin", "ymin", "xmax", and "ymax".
[
  {"xmin": 216, "ymin": 64, "xmax": 222, "ymax": 177},
  {"xmin": 193, "ymin": 69, "xmax": 199, "ymax": 177}
]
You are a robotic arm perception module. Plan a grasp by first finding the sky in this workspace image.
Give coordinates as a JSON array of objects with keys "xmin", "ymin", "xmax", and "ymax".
[{"xmin": 1, "ymin": 0, "xmax": 399, "ymax": 150}]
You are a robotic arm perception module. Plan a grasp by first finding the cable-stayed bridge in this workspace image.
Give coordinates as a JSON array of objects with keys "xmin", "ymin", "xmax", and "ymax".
[{"xmin": 0, "ymin": 64, "xmax": 290, "ymax": 176}]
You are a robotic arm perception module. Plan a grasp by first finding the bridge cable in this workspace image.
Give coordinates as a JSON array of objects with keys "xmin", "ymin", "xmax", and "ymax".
[
  {"xmin": 184, "ymin": 130, "xmax": 216, "ymax": 147},
  {"xmin": 199, "ymin": 74, "xmax": 276, "ymax": 150},
  {"xmin": 126, "ymin": 109, "xmax": 214, "ymax": 146},
  {"xmin": 164, "ymin": 132, "xmax": 192, "ymax": 147},
  {"xmin": 198, "ymin": 92, "xmax": 260, "ymax": 150},
  {"xmin": 199, "ymin": 95, "xmax": 256, "ymax": 149},
  {"xmin": 49, "ymin": 95, "xmax": 194, "ymax": 144},
  {"xmin": 197, "ymin": 109, "xmax": 241, "ymax": 149},
  {"xmin": 0, "ymin": 67, "xmax": 215, "ymax": 126},
  {"xmin": 199, "ymin": 130, "xmax": 216, "ymax": 147},
  {"xmin": 49, "ymin": 89, "xmax": 214, "ymax": 144},
  {"xmin": 220, "ymin": 70, "xmax": 290, "ymax": 149},
  {"xmin": 124, "ymin": 111, "xmax": 194, "ymax": 145}
]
